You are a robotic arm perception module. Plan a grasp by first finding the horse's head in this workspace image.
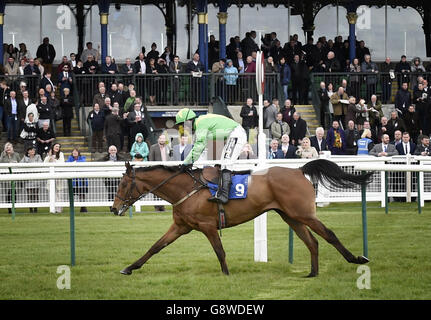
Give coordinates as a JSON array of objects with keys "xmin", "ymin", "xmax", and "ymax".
[{"xmin": 111, "ymin": 162, "xmax": 144, "ymax": 216}]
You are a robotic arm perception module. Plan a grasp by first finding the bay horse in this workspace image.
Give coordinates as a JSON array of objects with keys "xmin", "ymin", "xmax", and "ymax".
[{"xmin": 111, "ymin": 159, "xmax": 373, "ymax": 277}]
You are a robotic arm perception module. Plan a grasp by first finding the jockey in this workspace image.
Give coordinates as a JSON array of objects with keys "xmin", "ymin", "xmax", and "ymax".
[{"xmin": 175, "ymin": 108, "xmax": 247, "ymax": 204}]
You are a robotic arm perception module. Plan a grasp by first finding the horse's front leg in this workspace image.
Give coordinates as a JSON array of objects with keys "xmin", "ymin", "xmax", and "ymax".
[
  {"xmin": 199, "ymin": 223, "xmax": 230, "ymax": 275},
  {"xmin": 121, "ymin": 222, "xmax": 192, "ymax": 275}
]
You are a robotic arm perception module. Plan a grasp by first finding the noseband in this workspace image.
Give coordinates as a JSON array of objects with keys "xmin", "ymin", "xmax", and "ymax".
[{"xmin": 115, "ymin": 166, "xmax": 188, "ymax": 208}]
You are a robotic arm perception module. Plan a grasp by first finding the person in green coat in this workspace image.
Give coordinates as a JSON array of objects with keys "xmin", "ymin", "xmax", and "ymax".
[
  {"xmin": 130, "ymin": 132, "xmax": 149, "ymax": 161},
  {"xmin": 175, "ymin": 108, "xmax": 247, "ymax": 204}
]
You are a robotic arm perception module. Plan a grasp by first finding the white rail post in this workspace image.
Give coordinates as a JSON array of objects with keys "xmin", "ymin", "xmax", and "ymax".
[
  {"xmin": 49, "ymin": 166, "xmax": 56, "ymax": 213},
  {"xmin": 380, "ymin": 170, "xmax": 386, "ymax": 208}
]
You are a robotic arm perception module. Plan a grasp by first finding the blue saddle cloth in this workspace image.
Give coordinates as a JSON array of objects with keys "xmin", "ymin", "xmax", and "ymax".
[{"xmin": 207, "ymin": 174, "xmax": 249, "ymax": 199}]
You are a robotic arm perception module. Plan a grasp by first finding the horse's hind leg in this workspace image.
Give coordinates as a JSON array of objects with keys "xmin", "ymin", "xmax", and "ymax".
[
  {"xmin": 121, "ymin": 222, "xmax": 192, "ymax": 275},
  {"xmin": 276, "ymin": 210, "xmax": 319, "ymax": 277},
  {"xmin": 199, "ymin": 224, "xmax": 229, "ymax": 275},
  {"xmin": 303, "ymin": 217, "xmax": 369, "ymax": 265}
]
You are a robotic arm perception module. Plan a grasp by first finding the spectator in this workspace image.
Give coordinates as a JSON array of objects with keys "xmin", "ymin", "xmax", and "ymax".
[
  {"xmin": 240, "ymin": 98, "xmax": 258, "ymax": 141},
  {"xmin": 280, "ymin": 99, "xmax": 295, "ymax": 127},
  {"xmin": 80, "ymin": 42, "xmax": 100, "ymax": 63},
  {"xmin": 295, "ymin": 137, "xmax": 319, "ymax": 159},
  {"xmin": 340, "ymin": 79, "xmax": 351, "ymax": 97},
  {"xmin": 356, "ymin": 41, "xmax": 370, "ymax": 64},
  {"xmin": 413, "ymin": 135, "xmax": 430, "ymax": 156},
  {"xmin": 369, "ymin": 134, "xmax": 398, "ymax": 157},
  {"xmin": 241, "ymin": 31, "xmax": 259, "ymax": 58},
  {"xmin": 411, "ymin": 57, "xmax": 425, "ymax": 89},
  {"xmin": 403, "ymin": 105, "xmax": 420, "ymax": 143},
  {"xmin": 388, "ymin": 111, "xmax": 406, "ymax": 137},
  {"xmin": 21, "ymin": 112, "xmax": 38, "ymax": 150},
  {"xmin": 344, "ymin": 120, "xmax": 359, "ymax": 155},
  {"xmin": 349, "ymin": 58, "xmax": 361, "ymax": 99},
  {"xmin": 0, "ymin": 142, "xmax": 21, "ymax": 213},
  {"xmin": 290, "ymin": 54, "xmax": 308, "ymax": 105},
  {"xmin": 172, "ymin": 135, "xmax": 192, "ymax": 161},
  {"xmin": 317, "ymin": 81, "xmax": 329, "ymax": 127},
  {"xmin": 3, "ymin": 44, "xmax": 17, "ymax": 65},
  {"xmin": 395, "ymin": 132, "xmax": 415, "ymax": 156},
  {"xmin": 263, "ymin": 99, "xmax": 278, "ymax": 135},
  {"xmin": 58, "ymin": 88, "xmax": 73, "ymax": 136},
  {"xmin": 123, "ymin": 89, "xmax": 136, "ymax": 113},
  {"xmin": 58, "ymin": 64, "xmax": 73, "ymax": 97},
  {"xmin": 146, "ymin": 42, "xmax": 160, "ymax": 63},
  {"xmin": 83, "ymin": 54, "xmax": 99, "ymax": 74},
  {"xmin": 391, "ymin": 130, "xmax": 403, "ymax": 147},
  {"xmin": 69, "ymin": 53, "xmax": 77, "ymax": 69},
  {"xmin": 310, "ymin": 127, "xmax": 327, "ymax": 154},
  {"xmin": 109, "ymin": 82, "xmax": 123, "ymax": 107},
  {"xmin": 413, "ymin": 82, "xmax": 428, "ymax": 134},
  {"xmin": 323, "ymin": 51, "xmax": 341, "ymax": 73},
  {"xmin": 18, "ymin": 43, "xmax": 32, "ymax": 62},
  {"xmin": 160, "ymin": 46, "xmax": 174, "ymax": 66},
  {"xmin": 36, "ymin": 37, "xmax": 56, "ymax": 74},
  {"xmin": 34, "ymin": 58, "xmax": 44, "ymax": 77},
  {"xmin": 149, "ymin": 133, "xmax": 171, "ymax": 212},
  {"xmin": 72, "ymin": 59, "xmax": 85, "ymax": 75},
  {"xmin": 395, "ymin": 55, "xmax": 411, "ymax": 89},
  {"xmin": 93, "ymin": 86, "xmax": 107, "ymax": 109},
  {"xmin": 356, "ymin": 129, "xmax": 375, "ymax": 155},
  {"xmin": 326, "ymin": 120, "xmax": 346, "ymax": 155},
  {"xmin": 23, "ymin": 58, "xmax": 41, "ymax": 76},
  {"xmin": 395, "ymin": 82, "xmax": 411, "ymax": 116},
  {"xmin": 130, "ymin": 133, "xmax": 149, "ymax": 161},
  {"xmin": 168, "ymin": 55, "xmax": 182, "ymax": 105},
  {"xmin": 120, "ymin": 58, "xmax": 134, "ymax": 74},
  {"xmin": 36, "ymin": 121, "xmax": 55, "ymax": 157},
  {"xmin": 290, "ymin": 112, "xmax": 307, "ymax": 146},
  {"xmin": 232, "ymin": 51, "xmax": 245, "ymax": 74},
  {"xmin": 100, "ymin": 145, "xmax": 124, "ymax": 211},
  {"xmin": 224, "ymin": 59, "xmax": 238, "ymax": 102},
  {"xmin": 361, "ymin": 54, "xmax": 378, "ymax": 101},
  {"xmin": 156, "ymin": 58, "xmax": 169, "ymax": 105},
  {"xmin": 380, "ymin": 57, "xmax": 393, "ymax": 103},
  {"xmin": 239, "ymin": 143, "xmax": 257, "ymax": 159},
  {"xmin": 104, "ymin": 106, "xmax": 125, "ymax": 152},
  {"xmin": 279, "ymin": 134, "xmax": 297, "ymax": 158},
  {"xmin": 40, "ymin": 71, "xmax": 55, "ymax": 92},
  {"xmin": 368, "ymin": 95, "xmax": 383, "ymax": 129},
  {"xmin": 133, "ymin": 52, "xmax": 147, "ymax": 75},
  {"xmin": 278, "ymin": 56, "xmax": 291, "ymax": 102},
  {"xmin": 127, "ymin": 102, "xmax": 149, "ymax": 151},
  {"xmin": 270, "ymin": 112, "xmax": 290, "ymax": 144},
  {"xmin": 56, "ymin": 55, "xmax": 72, "ymax": 74},
  {"xmin": 20, "ymin": 145, "xmax": 43, "ymax": 213},
  {"xmin": 101, "ymin": 55, "xmax": 117, "ymax": 74},
  {"xmin": 355, "ymin": 98, "xmax": 369, "ymax": 131},
  {"xmin": 4, "ymin": 91, "xmax": 23, "ymax": 143},
  {"xmin": 87, "ymin": 103, "xmax": 105, "ymax": 153},
  {"xmin": 101, "ymin": 97, "xmax": 113, "ymax": 116},
  {"xmin": 186, "ymin": 53, "xmax": 204, "ymax": 105},
  {"xmin": 330, "ymin": 87, "xmax": 349, "ymax": 127},
  {"xmin": 17, "ymin": 58, "xmax": 26, "ymax": 76},
  {"xmin": 267, "ymin": 139, "xmax": 284, "ymax": 159},
  {"xmin": 66, "ymin": 148, "xmax": 89, "ymax": 212},
  {"xmin": 4, "ymin": 57, "xmax": 19, "ymax": 75},
  {"xmin": 377, "ymin": 116, "xmax": 394, "ymax": 142},
  {"xmin": 44, "ymin": 143, "xmax": 65, "ymax": 213},
  {"xmin": 344, "ymin": 96, "xmax": 357, "ymax": 128}
]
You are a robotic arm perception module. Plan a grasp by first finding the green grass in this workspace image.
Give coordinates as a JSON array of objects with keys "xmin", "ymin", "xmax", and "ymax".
[{"xmin": 0, "ymin": 203, "xmax": 430, "ymax": 300}]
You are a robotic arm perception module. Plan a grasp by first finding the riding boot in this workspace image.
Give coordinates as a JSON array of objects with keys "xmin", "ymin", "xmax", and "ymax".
[{"xmin": 208, "ymin": 170, "xmax": 232, "ymax": 204}]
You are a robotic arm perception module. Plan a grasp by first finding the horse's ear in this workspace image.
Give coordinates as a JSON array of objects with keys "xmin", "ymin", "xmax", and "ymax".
[{"xmin": 125, "ymin": 161, "xmax": 132, "ymax": 173}]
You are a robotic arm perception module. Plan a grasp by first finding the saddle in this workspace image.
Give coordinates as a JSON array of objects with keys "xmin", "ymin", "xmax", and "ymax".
[{"xmin": 201, "ymin": 166, "xmax": 251, "ymax": 185}]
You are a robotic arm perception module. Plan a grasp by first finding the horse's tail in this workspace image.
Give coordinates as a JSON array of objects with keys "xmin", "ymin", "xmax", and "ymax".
[{"xmin": 300, "ymin": 159, "xmax": 373, "ymax": 190}]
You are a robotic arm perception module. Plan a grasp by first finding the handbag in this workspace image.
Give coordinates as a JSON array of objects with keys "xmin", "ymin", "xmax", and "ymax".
[{"xmin": 20, "ymin": 129, "xmax": 28, "ymax": 139}]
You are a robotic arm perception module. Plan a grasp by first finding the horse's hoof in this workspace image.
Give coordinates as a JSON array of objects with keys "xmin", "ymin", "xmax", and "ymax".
[
  {"xmin": 120, "ymin": 268, "xmax": 132, "ymax": 275},
  {"xmin": 305, "ymin": 272, "xmax": 317, "ymax": 278},
  {"xmin": 358, "ymin": 256, "xmax": 370, "ymax": 264}
]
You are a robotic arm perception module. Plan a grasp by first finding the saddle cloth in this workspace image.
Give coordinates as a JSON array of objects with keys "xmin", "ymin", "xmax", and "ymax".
[{"xmin": 207, "ymin": 174, "xmax": 249, "ymax": 199}]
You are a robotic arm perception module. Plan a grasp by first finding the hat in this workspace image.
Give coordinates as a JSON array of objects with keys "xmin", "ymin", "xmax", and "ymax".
[{"xmin": 176, "ymin": 108, "xmax": 197, "ymax": 124}]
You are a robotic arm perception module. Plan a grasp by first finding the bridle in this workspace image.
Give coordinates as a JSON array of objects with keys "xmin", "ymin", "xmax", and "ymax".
[{"xmin": 115, "ymin": 165, "xmax": 206, "ymax": 213}]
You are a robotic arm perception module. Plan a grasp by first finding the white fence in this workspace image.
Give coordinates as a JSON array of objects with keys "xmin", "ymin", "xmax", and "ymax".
[{"xmin": 1, "ymin": 156, "xmax": 431, "ymax": 212}]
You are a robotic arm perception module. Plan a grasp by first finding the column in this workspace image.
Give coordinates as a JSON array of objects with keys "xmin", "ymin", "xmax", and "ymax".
[
  {"xmin": 346, "ymin": 11, "xmax": 358, "ymax": 62},
  {"xmin": 423, "ymin": 5, "xmax": 431, "ymax": 57},
  {"xmin": 195, "ymin": 0, "xmax": 208, "ymax": 72},
  {"xmin": 98, "ymin": 0, "xmax": 110, "ymax": 62},
  {"xmin": 0, "ymin": 1, "xmax": 5, "ymax": 62},
  {"xmin": 217, "ymin": 0, "xmax": 228, "ymax": 59}
]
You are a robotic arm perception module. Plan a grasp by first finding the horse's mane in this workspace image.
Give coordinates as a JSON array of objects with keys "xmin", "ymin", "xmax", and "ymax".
[{"xmin": 134, "ymin": 165, "xmax": 202, "ymax": 174}]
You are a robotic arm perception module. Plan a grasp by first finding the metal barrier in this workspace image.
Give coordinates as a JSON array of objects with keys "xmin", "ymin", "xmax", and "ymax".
[
  {"xmin": 73, "ymin": 73, "xmax": 281, "ymax": 107},
  {"xmin": 0, "ymin": 74, "xmax": 40, "ymax": 100},
  {"xmin": 1, "ymin": 156, "xmax": 430, "ymax": 212}
]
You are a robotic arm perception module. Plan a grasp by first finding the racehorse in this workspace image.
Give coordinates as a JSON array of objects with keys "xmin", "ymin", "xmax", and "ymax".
[{"xmin": 111, "ymin": 159, "xmax": 373, "ymax": 277}]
